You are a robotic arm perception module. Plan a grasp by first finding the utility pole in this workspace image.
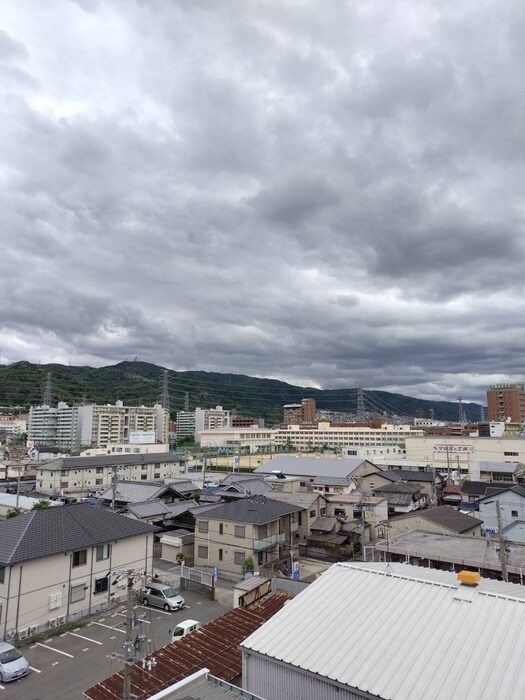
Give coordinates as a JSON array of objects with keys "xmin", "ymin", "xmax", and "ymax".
[
  {"xmin": 122, "ymin": 571, "xmax": 134, "ymax": 700},
  {"xmin": 111, "ymin": 465, "xmax": 119, "ymax": 511},
  {"xmin": 496, "ymin": 501, "xmax": 508, "ymax": 583}
]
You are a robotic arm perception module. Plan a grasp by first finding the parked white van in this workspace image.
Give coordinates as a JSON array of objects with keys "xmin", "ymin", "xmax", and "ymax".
[{"xmin": 170, "ymin": 619, "xmax": 201, "ymax": 642}]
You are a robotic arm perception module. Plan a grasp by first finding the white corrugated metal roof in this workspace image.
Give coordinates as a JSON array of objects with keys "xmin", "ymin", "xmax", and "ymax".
[
  {"xmin": 241, "ymin": 561, "xmax": 525, "ymax": 699},
  {"xmin": 255, "ymin": 456, "xmax": 369, "ymax": 478}
]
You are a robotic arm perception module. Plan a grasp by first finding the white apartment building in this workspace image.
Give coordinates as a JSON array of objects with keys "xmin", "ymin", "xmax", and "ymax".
[
  {"xmin": 274, "ymin": 422, "xmax": 424, "ymax": 451},
  {"xmin": 28, "ymin": 402, "xmax": 79, "ymax": 451},
  {"xmin": 194, "ymin": 406, "xmax": 230, "ymax": 443},
  {"xmin": 80, "ymin": 443, "xmax": 170, "ymax": 457},
  {"xmin": 78, "ymin": 401, "xmax": 169, "ymax": 447},
  {"xmin": 0, "ymin": 416, "xmax": 27, "ymax": 438}
]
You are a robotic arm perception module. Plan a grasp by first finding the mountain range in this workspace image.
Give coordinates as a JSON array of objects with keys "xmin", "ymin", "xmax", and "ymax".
[{"xmin": 0, "ymin": 360, "xmax": 484, "ymax": 424}]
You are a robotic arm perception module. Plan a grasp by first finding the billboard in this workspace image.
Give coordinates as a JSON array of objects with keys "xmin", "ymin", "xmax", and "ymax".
[
  {"xmin": 433, "ymin": 445, "xmax": 473, "ymax": 453},
  {"xmin": 129, "ymin": 431, "xmax": 156, "ymax": 444}
]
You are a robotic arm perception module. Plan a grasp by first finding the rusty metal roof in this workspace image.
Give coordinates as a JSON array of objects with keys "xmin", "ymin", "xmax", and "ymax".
[{"xmin": 83, "ymin": 592, "xmax": 293, "ymax": 700}]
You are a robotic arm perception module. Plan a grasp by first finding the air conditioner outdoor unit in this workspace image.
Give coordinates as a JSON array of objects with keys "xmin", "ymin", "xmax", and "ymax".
[
  {"xmin": 57, "ymin": 615, "xmax": 67, "ymax": 625},
  {"xmin": 18, "ymin": 628, "xmax": 29, "ymax": 640},
  {"xmin": 48, "ymin": 617, "xmax": 58, "ymax": 628},
  {"xmin": 6, "ymin": 629, "xmax": 16, "ymax": 641},
  {"xmin": 29, "ymin": 625, "xmax": 39, "ymax": 636}
]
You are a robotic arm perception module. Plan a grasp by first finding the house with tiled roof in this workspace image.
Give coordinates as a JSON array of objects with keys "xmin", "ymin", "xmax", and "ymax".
[
  {"xmin": 386, "ymin": 506, "xmax": 482, "ymax": 539},
  {"xmin": 0, "ymin": 504, "xmax": 155, "ymax": 640},
  {"xmin": 194, "ymin": 496, "xmax": 302, "ymax": 576}
]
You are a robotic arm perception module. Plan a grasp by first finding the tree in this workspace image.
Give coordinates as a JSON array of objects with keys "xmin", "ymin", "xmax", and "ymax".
[
  {"xmin": 6, "ymin": 507, "xmax": 23, "ymax": 518},
  {"xmin": 242, "ymin": 556, "xmax": 255, "ymax": 575},
  {"xmin": 32, "ymin": 500, "xmax": 50, "ymax": 510}
]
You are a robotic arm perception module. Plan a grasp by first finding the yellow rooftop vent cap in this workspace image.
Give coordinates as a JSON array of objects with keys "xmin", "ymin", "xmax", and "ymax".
[{"xmin": 457, "ymin": 570, "xmax": 480, "ymax": 586}]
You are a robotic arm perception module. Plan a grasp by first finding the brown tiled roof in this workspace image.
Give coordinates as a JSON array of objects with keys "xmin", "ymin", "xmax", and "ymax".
[{"xmin": 84, "ymin": 592, "xmax": 293, "ymax": 700}]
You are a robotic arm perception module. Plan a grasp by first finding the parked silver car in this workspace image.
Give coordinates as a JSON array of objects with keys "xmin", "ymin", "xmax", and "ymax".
[
  {"xmin": 142, "ymin": 582, "xmax": 185, "ymax": 612},
  {"xmin": 0, "ymin": 642, "xmax": 29, "ymax": 683}
]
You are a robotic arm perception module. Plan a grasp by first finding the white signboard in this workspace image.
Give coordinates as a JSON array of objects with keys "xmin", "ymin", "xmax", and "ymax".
[
  {"xmin": 433, "ymin": 445, "xmax": 473, "ymax": 453},
  {"xmin": 129, "ymin": 431, "xmax": 156, "ymax": 444}
]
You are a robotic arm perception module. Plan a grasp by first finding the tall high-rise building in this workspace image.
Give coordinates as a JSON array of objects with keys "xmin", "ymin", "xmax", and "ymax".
[
  {"xmin": 78, "ymin": 401, "xmax": 169, "ymax": 447},
  {"xmin": 194, "ymin": 406, "xmax": 230, "ymax": 442},
  {"xmin": 175, "ymin": 411, "xmax": 196, "ymax": 440},
  {"xmin": 487, "ymin": 384, "xmax": 525, "ymax": 423},
  {"xmin": 283, "ymin": 398, "xmax": 317, "ymax": 425},
  {"xmin": 28, "ymin": 402, "xmax": 79, "ymax": 451}
]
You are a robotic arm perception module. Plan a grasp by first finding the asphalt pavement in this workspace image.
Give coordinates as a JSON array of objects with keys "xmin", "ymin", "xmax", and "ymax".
[{"xmin": 1, "ymin": 588, "xmax": 231, "ymax": 700}]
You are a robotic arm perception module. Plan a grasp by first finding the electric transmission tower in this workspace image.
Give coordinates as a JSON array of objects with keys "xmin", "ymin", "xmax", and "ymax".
[
  {"xmin": 356, "ymin": 384, "xmax": 365, "ymax": 419},
  {"xmin": 43, "ymin": 373, "xmax": 52, "ymax": 406},
  {"xmin": 158, "ymin": 369, "xmax": 170, "ymax": 413}
]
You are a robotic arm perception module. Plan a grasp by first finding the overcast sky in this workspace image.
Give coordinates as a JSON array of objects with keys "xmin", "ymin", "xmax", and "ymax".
[{"xmin": 1, "ymin": 1, "xmax": 523, "ymax": 403}]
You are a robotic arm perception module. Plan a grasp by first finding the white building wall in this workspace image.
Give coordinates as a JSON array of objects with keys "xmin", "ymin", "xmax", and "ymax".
[
  {"xmin": 478, "ymin": 491, "xmax": 525, "ymax": 534},
  {"xmin": 0, "ymin": 534, "xmax": 153, "ymax": 637}
]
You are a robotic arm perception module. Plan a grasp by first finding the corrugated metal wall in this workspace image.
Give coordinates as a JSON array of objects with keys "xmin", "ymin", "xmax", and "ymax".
[{"xmin": 243, "ymin": 652, "xmax": 376, "ymax": 700}]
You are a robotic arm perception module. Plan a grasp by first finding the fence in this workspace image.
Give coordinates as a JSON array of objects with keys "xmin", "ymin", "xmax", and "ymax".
[{"xmin": 166, "ymin": 565, "xmax": 215, "ymax": 600}]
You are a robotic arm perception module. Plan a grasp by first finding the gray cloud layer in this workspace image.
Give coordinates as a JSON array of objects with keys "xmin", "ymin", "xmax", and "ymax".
[{"xmin": 1, "ymin": 1, "xmax": 524, "ymax": 402}]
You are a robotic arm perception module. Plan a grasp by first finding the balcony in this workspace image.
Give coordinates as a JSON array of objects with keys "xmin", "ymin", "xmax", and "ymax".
[{"xmin": 253, "ymin": 532, "xmax": 285, "ymax": 551}]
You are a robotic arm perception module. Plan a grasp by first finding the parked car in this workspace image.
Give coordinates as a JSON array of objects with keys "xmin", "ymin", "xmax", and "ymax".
[
  {"xmin": 170, "ymin": 619, "xmax": 201, "ymax": 642},
  {"xmin": 142, "ymin": 582, "xmax": 185, "ymax": 612},
  {"xmin": 0, "ymin": 642, "xmax": 29, "ymax": 682}
]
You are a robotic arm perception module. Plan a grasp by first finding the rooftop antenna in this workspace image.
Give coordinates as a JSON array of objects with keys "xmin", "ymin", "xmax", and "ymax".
[
  {"xmin": 458, "ymin": 397, "xmax": 464, "ymax": 426},
  {"xmin": 158, "ymin": 369, "xmax": 170, "ymax": 412},
  {"xmin": 43, "ymin": 373, "xmax": 52, "ymax": 406},
  {"xmin": 184, "ymin": 391, "xmax": 189, "ymax": 412}
]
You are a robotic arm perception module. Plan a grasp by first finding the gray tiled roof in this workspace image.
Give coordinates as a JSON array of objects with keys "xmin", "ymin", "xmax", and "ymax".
[
  {"xmin": 43, "ymin": 452, "xmax": 184, "ymax": 470},
  {"xmin": 311, "ymin": 516, "xmax": 337, "ymax": 532},
  {"xmin": 311, "ymin": 476, "xmax": 350, "ymax": 486},
  {"xmin": 98, "ymin": 482, "xmax": 168, "ymax": 503},
  {"xmin": 0, "ymin": 504, "xmax": 156, "ymax": 565},
  {"xmin": 390, "ymin": 469, "xmax": 434, "ymax": 483},
  {"xmin": 216, "ymin": 478, "xmax": 271, "ymax": 497},
  {"xmin": 197, "ymin": 496, "xmax": 301, "ymax": 524},
  {"xmin": 391, "ymin": 506, "xmax": 482, "ymax": 533},
  {"xmin": 264, "ymin": 491, "xmax": 323, "ymax": 509},
  {"xmin": 127, "ymin": 499, "xmax": 170, "ymax": 518}
]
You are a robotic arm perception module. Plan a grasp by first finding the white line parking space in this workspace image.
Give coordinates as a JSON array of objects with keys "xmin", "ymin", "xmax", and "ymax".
[
  {"xmin": 135, "ymin": 605, "xmax": 171, "ymax": 616},
  {"xmin": 35, "ymin": 642, "xmax": 74, "ymax": 658},
  {"xmin": 67, "ymin": 631, "xmax": 103, "ymax": 645},
  {"xmin": 90, "ymin": 621, "xmax": 126, "ymax": 634},
  {"xmin": 29, "ymin": 666, "xmax": 41, "ymax": 673}
]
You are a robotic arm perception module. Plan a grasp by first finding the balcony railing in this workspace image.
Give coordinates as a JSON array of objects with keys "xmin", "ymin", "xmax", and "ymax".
[{"xmin": 253, "ymin": 532, "xmax": 286, "ymax": 551}]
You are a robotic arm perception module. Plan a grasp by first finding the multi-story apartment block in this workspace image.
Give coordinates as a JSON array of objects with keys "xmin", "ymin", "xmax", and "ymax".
[
  {"xmin": 487, "ymin": 384, "xmax": 525, "ymax": 423},
  {"xmin": 78, "ymin": 401, "xmax": 169, "ymax": 447},
  {"xmin": 28, "ymin": 402, "xmax": 79, "ymax": 451},
  {"xmin": 283, "ymin": 398, "xmax": 316, "ymax": 425},
  {"xmin": 36, "ymin": 452, "xmax": 186, "ymax": 496},
  {"xmin": 0, "ymin": 415, "xmax": 27, "ymax": 439},
  {"xmin": 175, "ymin": 411, "xmax": 196, "ymax": 440},
  {"xmin": 194, "ymin": 406, "xmax": 230, "ymax": 443}
]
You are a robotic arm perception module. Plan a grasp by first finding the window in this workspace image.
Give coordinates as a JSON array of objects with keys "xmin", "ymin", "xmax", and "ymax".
[
  {"xmin": 310, "ymin": 510, "xmax": 316, "ymax": 518},
  {"xmin": 154, "ymin": 472, "xmax": 160, "ymax": 479},
  {"xmin": 234, "ymin": 551, "xmax": 245, "ymax": 565},
  {"xmin": 62, "ymin": 470, "xmax": 69, "ymax": 476},
  {"xmin": 73, "ymin": 549, "xmax": 87, "ymax": 567},
  {"xmin": 142, "ymin": 464, "xmax": 147, "ymax": 470},
  {"xmin": 96, "ymin": 478, "xmax": 103, "ymax": 485},
  {"xmin": 504, "ymin": 452, "xmax": 519, "ymax": 457},
  {"xmin": 234, "ymin": 525, "xmax": 245, "ymax": 538},
  {"xmin": 0, "ymin": 567, "xmax": 4, "ymax": 584},
  {"xmin": 219, "ymin": 523, "xmax": 224, "ymax": 535},
  {"xmin": 94, "ymin": 576, "xmax": 109, "ymax": 594},
  {"xmin": 198, "ymin": 521, "xmax": 209, "ymax": 534},
  {"xmin": 96, "ymin": 467, "xmax": 104, "ymax": 474},
  {"xmin": 198, "ymin": 545, "xmax": 208, "ymax": 559},
  {"xmin": 219, "ymin": 549, "xmax": 223, "ymax": 561},
  {"xmin": 96, "ymin": 544, "xmax": 110, "ymax": 561},
  {"xmin": 512, "ymin": 510, "xmax": 518, "ymax": 518},
  {"xmin": 141, "ymin": 474, "xmax": 148, "ymax": 480},
  {"xmin": 70, "ymin": 583, "xmax": 86, "ymax": 603}
]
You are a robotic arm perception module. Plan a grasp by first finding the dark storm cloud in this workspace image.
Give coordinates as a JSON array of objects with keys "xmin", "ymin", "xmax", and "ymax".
[{"xmin": 0, "ymin": 0, "xmax": 523, "ymax": 402}]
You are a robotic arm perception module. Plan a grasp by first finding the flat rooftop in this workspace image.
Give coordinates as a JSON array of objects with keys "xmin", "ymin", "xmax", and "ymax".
[{"xmin": 377, "ymin": 530, "xmax": 525, "ymax": 574}]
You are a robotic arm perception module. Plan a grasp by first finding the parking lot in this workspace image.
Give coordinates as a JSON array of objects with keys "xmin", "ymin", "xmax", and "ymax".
[{"xmin": 0, "ymin": 589, "xmax": 232, "ymax": 700}]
